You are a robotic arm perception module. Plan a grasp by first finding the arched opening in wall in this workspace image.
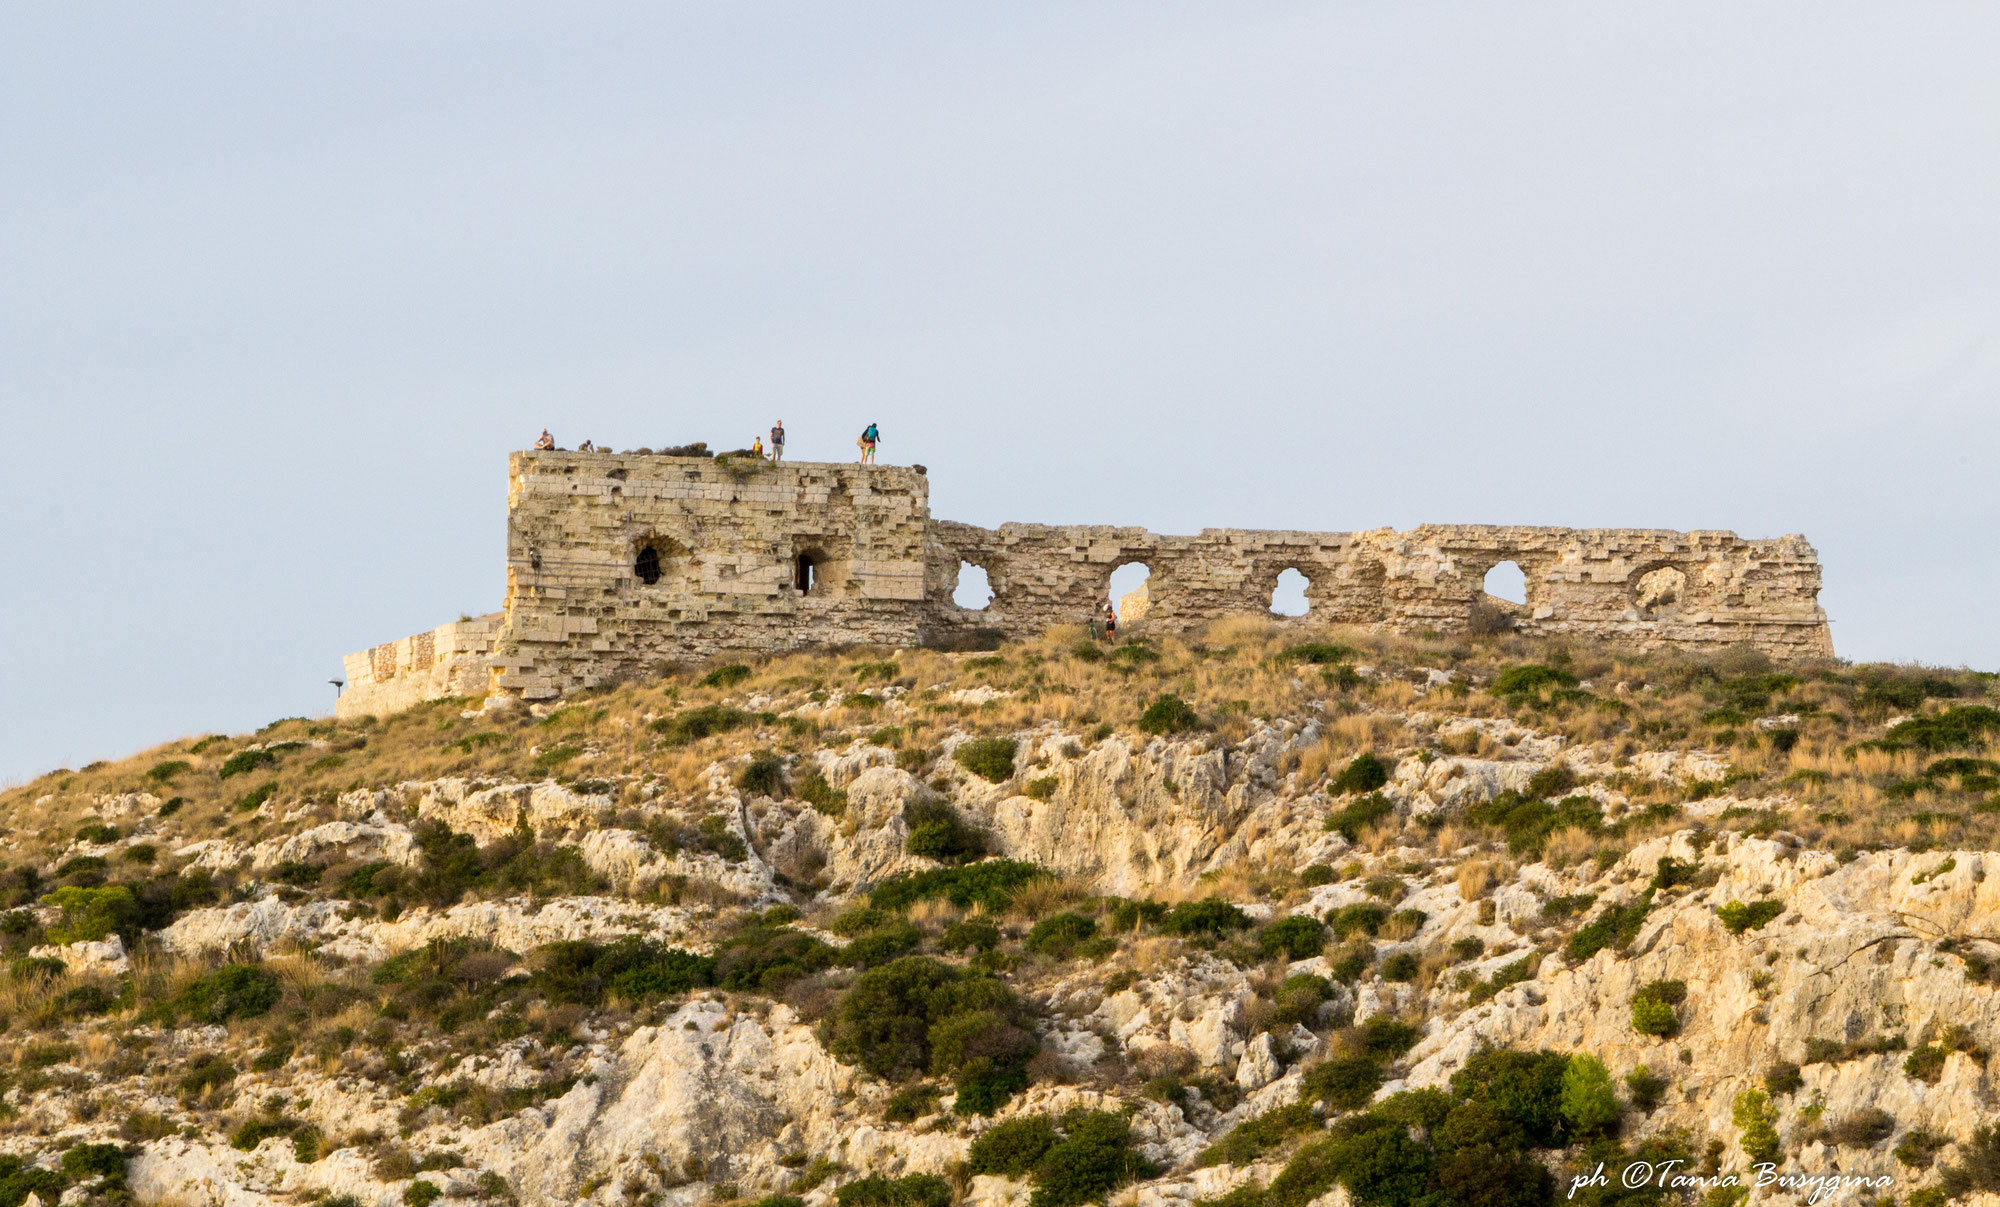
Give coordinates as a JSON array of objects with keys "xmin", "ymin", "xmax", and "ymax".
[
  {"xmin": 634, "ymin": 546, "xmax": 663, "ymax": 585},
  {"xmin": 633, "ymin": 535, "xmax": 689, "ymax": 590},
  {"xmin": 1484, "ymin": 561, "xmax": 1527, "ymax": 606},
  {"xmin": 795, "ymin": 553, "xmax": 818, "ymax": 594},
  {"xmin": 954, "ymin": 562, "xmax": 994, "ymax": 611},
  {"xmin": 1107, "ymin": 562, "xmax": 1151, "ymax": 623},
  {"xmin": 1633, "ymin": 566, "xmax": 1687, "ymax": 619},
  {"xmin": 1270, "ymin": 568, "xmax": 1310, "ymax": 617}
]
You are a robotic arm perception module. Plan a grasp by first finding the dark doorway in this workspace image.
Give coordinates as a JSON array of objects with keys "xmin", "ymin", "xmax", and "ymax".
[
  {"xmin": 634, "ymin": 545, "xmax": 663, "ymax": 585},
  {"xmin": 796, "ymin": 553, "xmax": 818, "ymax": 594}
]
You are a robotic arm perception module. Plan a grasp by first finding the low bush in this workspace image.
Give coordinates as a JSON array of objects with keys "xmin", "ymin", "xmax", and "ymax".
[
  {"xmin": 218, "ymin": 748, "xmax": 278, "ymax": 778},
  {"xmin": 904, "ymin": 799, "xmax": 986, "ymax": 863},
  {"xmin": 1138, "ymin": 696, "xmax": 1202, "ymax": 735},
  {"xmin": 1379, "ymin": 951, "xmax": 1421, "ymax": 982},
  {"xmin": 1904, "ymin": 1045, "xmax": 1949, "ymax": 1084},
  {"xmin": 1025, "ymin": 776, "xmax": 1059, "ymax": 800},
  {"xmin": 796, "ymin": 771, "xmax": 847, "ymax": 815},
  {"xmin": 1331, "ymin": 753, "xmax": 1391, "ymax": 795},
  {"xmin": 1716, "ymin": 899, "xmax": 1784, "ymax": 934},
  {"xmin": 1325, "ymin": 793, "xmax": 1394, "ymax": 841},
  {"xmin": 39, "ymin": 885, "xmax": 139, "ymax": 943},
  {"xmin": 1629, "ymin": 980, "xmax": 1685, "ymax": 1038},
  {"xmin": 650, "ymin": 704, "xmax": 755, "ymax": 746},
  {"xmin": 869, "ymin": 860, "xmax": 1053, "ymax": 913},
  {"xmin": 1025, "ymin": 912, "xmax": 1098, "ymax": 958},
  {"xmin": 1868, "ymin": 705, "xmax": 2000, "ymax": 752},
  {"xmin": 1280, "ymin": 643, "xmax": 1356, "ymax": 665},
  {"xmin": 968, "ymin": 1116, "xmax": 1061, "ymax": 1177},
  {"xmin": 1559, "ymin": 1055, "xmax": 1619, "ymax": 1136},
  {"xmin": 1199, "ymin": 1101, "xmax": 1318, "ymax": 1167},
  {"xmin": 1490, "ymin": 664, "xmax": 1580, "ymax": 707},
  {"xmin": 955, "ymin": 737, "xmax": 1019, "ymax": 783},
  {"xmin": 737, "ymin": 751, "xmax": 787, "ymax": 797},
  {"xmin": 175, "ymin": 963, "xmax": 284, "ymax": 1024},
  {"xmin": 1259, "ymin": 914, "xmax": 1327, "ymax": 959},
  {"xmin": 533, "ymin": 936, "xmax": 715, "ymax": 1005},
  {"xmin": 1303, "ymin": 1056, "xmax": 1383, "ymax": 1110},
  {"xmin": 1160, "ymin": 897, "xmax": 1251, "ymax": 940},
  {"xmin": 835, "ymin": 1175, "xmax": 952, "ymax": 1207},
  {"xmin": 1732, "ymin": 1089, "xmax": 1781, "ymax": 1163},
  {"xmin": 1827, "ymin": 1107, "xmax": 1896, "ymax": 1148},
  {"xmin": 1328, "ymin": 903, "xmax": 1389, "ymax": 938},
  {"xmin": 820, "ymin": 956, "xmax": 1037, "ymax": 1115},
  {"xmin": 1028, "ymin": 1110, "xmax": 1159, "ymax": 1207},
  {"xmin": 701, "ymin": 664, "xmax": 752, "ymax": 688},
  {"xmin": 1566, "ymin": 891, "xmax": 1653, "ymax": 962},
  {"xmin": 1763, "ymin": 1061, "xmax": 1803, "ymax": 1094}
]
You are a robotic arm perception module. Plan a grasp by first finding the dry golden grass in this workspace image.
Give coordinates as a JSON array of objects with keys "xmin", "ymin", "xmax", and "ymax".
[{"xmin": 1457, "ymin": 858, "xmax": 1507, "ymax": 901}]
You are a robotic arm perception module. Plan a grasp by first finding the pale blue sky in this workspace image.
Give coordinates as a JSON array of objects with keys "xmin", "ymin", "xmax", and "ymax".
[{"xmin": 5, "ymin": 3, "xmax": 1999, "ymax": 783}]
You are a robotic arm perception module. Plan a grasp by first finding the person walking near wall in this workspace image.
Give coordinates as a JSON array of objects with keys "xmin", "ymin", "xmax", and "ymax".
[
  {"xmin": 857, "ymin": 422, "xmax": 880, "ymax": 464},
  {"xmin": 1102, "ymin": 600, "xmax": 1118, "ymax": 640},
  {"xmin": 770, "ymin": 421, "xmax": 786, "ymax": 463}
]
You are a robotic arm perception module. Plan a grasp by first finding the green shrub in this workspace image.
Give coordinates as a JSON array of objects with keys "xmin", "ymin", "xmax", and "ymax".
[
  {"xmin": 1905, "ymin": 1045, "xmax": 1949, "ymax": 1084},
  {"xmin": 530, "ymin": 936, "xmax": 716, "ymax": 1005},
  {"xmin": 1325, "ymin": 793, "xmax": 1395, "ymax": 841},
  {"xmin": 232, "ymin": 1116, "xmax": 305, "ymax": 1151},
  {"xmin": 836, "ymin": 1174, "xmax": 952, "ymax": 1207},
  {"xmin": 1137, "ymin": 696, "xmax": 1202, "ymax": 735},
  {"xmin": 1624, "ymin": 1066, "xmax": 1668, "ymax": 1113},
  {"xmin": 955, "ymin": 737, "xmax": 1019, "ymax": 783},
  {"xmin": 1358, "ymin": 1016, "xmax": 1419, "ymax": 1060},
  {"xmin": 1525, "ymin": 762, "xmax": 1578, "ymax": 800},
  {"xmin": 820, "ymin": 957, "xmax": 1036, "ymax": 1114},
  {"xmin": 1299, "ymin": 864, "xmax": 1336, "ymax": 887},
  {"xmin": 1716, "ymin": 900, "xmax": 1784, "ymax": 934},
  {"xmin": 738, "ymin": 751, "xmax": 787, "ymax": 797},
  {"xmin": 60, "ymin": 1143, "xmax": 126, "ymax": 1184},
  {"xmin": 405, "ymin": 1180, "xmax": 443, "ymax": 1207},
  {"xmin": 904, "ymin": 800, "xmax": 986, "ymax": 863},
  {"xmin": 1160, "ymin": 897, "xmax": 1251, "ymax": 939},
  {"xmin": 1559, "ymin": 1055, "xmax": 1619, "ymax": 1136},
  {"xmin": 1447, "ymin": 1048, "xmax": 1572, "ymax": 1148},
  {"xmin": 177, "ymin": 964, "xmax": 284, "ymax": 1023},
  {"xmin": 701, "ymin": 664, "xmax": 752, "ymax": 688},
  {"xmin": 1490, "ymin": 664, "xmax": 1579, "ymax": 706},
  {"xmin": 714, "ymin": 922, "xmax": 838, "ymax": 992},
  {"xmin": 968, "ymin": 1115, "xmax": 1061, "ymax": 1176},
  {"xmin": 1303, "ymin": 1056, "xmax": 1383, "ymax": 1110},
  {"xmin": 942, "ymin": 918, "xmax": 1001, "ymax": 953},
  {"xmin": 1732, "ymin": 1089, "xmax": 1780, "ymax": 1164},
  {"xmin": 1464, "ymin": 790, "xmax": 1602, "ymax": 856},
  {"xmin": 235, "ymin": 782, "xmax": 280, "ymax": 812},
  {"xmin": 1630, "ymin": 980, "xmax": 1685, "ymax": 1038},
  {"xmin": 1025, "ymin": 912, "xmax": 1098, "ymax": 958},
  {"xmin": 650, "ymin": 704, "xmax": 754, "ymax": 746},
  {"xmin": 1259, "ymin": 914, "xmax": 1327, "ymax": 959},
  {"xmin": 1029, "ymin": 1111, "xmax": 1158, "ymax": 1207},
  {"xmin": 1328, "ymin": 903, "xmax": 1389, "ymax": 939},
  {"xmin": 1871, "ymin": 705, "xmax": 2000, "ymax": 752},
  {"xmin": 1379, "ymin": 951, "xmax": 1420, "ymax": 982},
  {"xmin": 1199, "ymin": 1101, "xmax": 1318, "ymax": 1167},
  {"xmin": 1280, "ymin": 643, "xmax": 1356, "ymax": 665},
  {"xmin": 796, "ymin": 771, "xmax": 847, "ymax": 816},
  {"xmin": 39, "ymin": 885, "xmax": 139, "ymax": 943},
  {"xmin": 1764, "ymin": 1061, "xmax": 1803, "ymax": 1094},
  {"xmin": 882, "ymin": 1084, "xmax": 940, "ymax": 1124},
  {"xmin": 218, "ymin": 748, "xmax": 278, "ymax": 778},
  {"xmin": 1566, "ymin": 891, "xmax": 1653, "ymax": 962},
  {"xmin": 1025, "ymin": 776, "xmax": 1059, "ymax": 800},
  {"xmin": 145, "ymin": 759, "xmax": 192, "ymax": 784},
  {"xmin": 1331, "ymin": 753, "xmax": 1391, "ymax": 795},
  {"xmin": 869, "ymin": 860, "xmax": 1054, "ymax": 913}
]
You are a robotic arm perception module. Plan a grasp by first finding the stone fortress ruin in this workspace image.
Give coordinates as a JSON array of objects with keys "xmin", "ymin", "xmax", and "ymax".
[{"xmin": 336, "ymin": 450, "xmax": 1834, "ymax": 719}]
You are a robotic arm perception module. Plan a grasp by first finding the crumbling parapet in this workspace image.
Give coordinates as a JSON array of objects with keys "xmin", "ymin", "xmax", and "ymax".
[{"xmin": 336, "ymin": 452, "xmax": 1833, "ymax": 719}]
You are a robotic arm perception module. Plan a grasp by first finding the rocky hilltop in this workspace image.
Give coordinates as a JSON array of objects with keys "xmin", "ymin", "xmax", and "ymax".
[{"xmin": 3, "ymin": 619, "xmax": 1998, "ymax": 1207}]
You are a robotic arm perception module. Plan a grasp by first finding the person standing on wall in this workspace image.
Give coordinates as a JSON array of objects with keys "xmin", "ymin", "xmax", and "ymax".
[
  {"xmin": 857, "ymin": 422, "xmax": 880, "ymax": 464},
  {"xmin": 770, "ymin": 421, "xmax": 786, "ymax": 462}
]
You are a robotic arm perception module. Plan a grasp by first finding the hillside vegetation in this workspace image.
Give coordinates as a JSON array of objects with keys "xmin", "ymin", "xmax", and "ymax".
[{"xmin": 3, "ymin": 618, "xmax": 1998, "ymax": 1207}]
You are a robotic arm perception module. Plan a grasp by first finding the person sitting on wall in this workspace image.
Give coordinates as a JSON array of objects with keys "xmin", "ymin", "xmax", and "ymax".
[
  {"xmin": 534, "ymin": 429, "xmax": 556, "ymax": 450},
  {"xmin": 577, "ymin": 438, "xmax": 596, "ymax": 452}
]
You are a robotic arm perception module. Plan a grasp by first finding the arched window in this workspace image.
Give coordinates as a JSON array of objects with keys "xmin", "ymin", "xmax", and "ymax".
[
  {"xmin": 1484, "ymin": 560, "xmax": 1527, "ymax": 605},
  {"xmin": 954, "ymin": 562, "xmax": 994, "ymax": 610},
  {"xmin": 1270, "ymin": 568, "xmax": 1310, "ymax": 616},
  {"xmin": 634, "ymin": 545, "xmax": 663, "ymax": 585}
]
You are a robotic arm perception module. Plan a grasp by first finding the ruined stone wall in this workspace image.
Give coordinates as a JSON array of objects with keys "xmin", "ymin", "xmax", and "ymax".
[
  {"xmin": 337, "ymin": 453, "xmax": 1833, "ymax": 716},
  {"xmin": 486, "ymin": 452, "xmax": 932, "ymax": 700},
  {"xmin": 336, "ymin": 613, "xmax": 504, "ymax": 720},
  {"xmin": 925, "ymin": 521, "xmax": 1832, "ymax": 659}
]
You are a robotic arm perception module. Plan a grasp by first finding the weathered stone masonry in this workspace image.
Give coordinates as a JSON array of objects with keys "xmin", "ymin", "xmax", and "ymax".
[{"xmin": 336, "ymin": 451, "xmax": 1834, "ymax": 718}]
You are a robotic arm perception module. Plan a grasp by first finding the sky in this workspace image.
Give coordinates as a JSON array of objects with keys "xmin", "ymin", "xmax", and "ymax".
[{"xmin": 4, "ymin": 3, "xmax": 1999, "ymax": 784}]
